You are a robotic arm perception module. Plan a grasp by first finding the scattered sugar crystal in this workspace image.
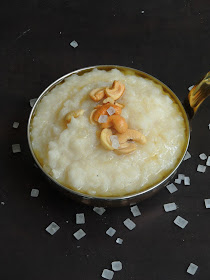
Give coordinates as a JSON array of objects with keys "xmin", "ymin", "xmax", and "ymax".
[
  {"xmin": 30, "ymin": 98, "xmax": 37, "ymax": 108},
  {"xmin": 110, "ymin": 135, "xmax": 118, "ymax": 142},
  {"xmin": 98, "ymin": 115, "xmax": 108, "ymax": 123},
  {"xmin": 174, "ymin": 216, "xmax": 188, "ymax": 229},
  {"xmin": 116, "ymin": 238, "xmax": 123, "ymax": 244},
  {"xmin": 76, "ymin": 213, "xmax": 85, "ymax": 224},
  {"xmin": 184, "ymin": 151, "xmax": 191, "ymax": 161},
  {"xmin": 46, "ymin": 222, "xmax": 60, "ymax": 235},
  {"xmin": 70, "ymin": 40, "xmax": 78, "ymax": 48},
  {"xmin": 175, "ymin": 178, "xmax": 181, "ymax": 184},
  {"xmin": 123, "ymin": 218, "xmax": 136, "ymax": 230},
  {"xmin": 1, "ymin": 202, "xmax": 5, "ymax": 205},
  {"xmin": 13, "ymin": 122, "xmax": 19, "ymax": 128},
  {"xmin": 73, "ymin": 229, "xmax": 86, "ymax": 240},
  {"xmin": 166, "ymin": 183, "xmax": 177, "ymax": 193},
  {"xmin": 187, "ymin": 263, "xmax": 198, "ymax": 275},
  {"xmin": 197, "ymin": 164, "xmax": 206, "ymax": 173},
  {"xmin": 204, "ymin": 199, "xmax": 210, "ymax": 208},
  {"xmin": 112, "ymin": 261, "xmax": 122, "ymax": 271},
  {"xmin": 199, "ymin": 153, "xmax": 207, "ymax": 160},
  {"xmin": 206, "ymin": 156, "xmax": 210, "ymax": 166},
  {"xmin": 101, "ymin": 269, "xmax": 114, "ymax": 280},
  {"xmin": 31, "ymin": 188, "xmax": 39, "ymax": 197},
  {"xmin": 12, "ymin": 144, "xmax": 21, "ymax": 153},
  {"xmin": 208, "ymin": 124, "xmax": 210, "ymax": 130},
  {"xmin": 130, "ymin": 205, "xmax": 141, "ymax": 217},
  {"xmin": 141, "ymin": 10, "xmax": 145, "ymax": 13},
  {"xmin": 112, "ymin": 140, "xmax": 119, "ymax": 149},
  {"xmin": 163, "ymin": 202, "xmax": 177, "ymax": 212},
  {"xmin": 188, "ymin": 85, "xmax": 194, "ymax": 91},
  {"xmin": 110, "ymin": 135, "xmax": 120, "ymax": 149},
  {"xmin": 107, "ymin": 106, "xmax": 116, "ymax": 116},
  {"xmin": 178, "ymin": 174, "xmax": 185, "ymax": 180},
  {"xmin": 106, "ymin": 227, "xmax": 116, "ymax": 237},
  {"xmin": 184, "ymin": 177, "xmax": 190, "ymax": 186},
  {"xmin": 93, "ymin": 207, "xmax": 106, "ymax": 215}
]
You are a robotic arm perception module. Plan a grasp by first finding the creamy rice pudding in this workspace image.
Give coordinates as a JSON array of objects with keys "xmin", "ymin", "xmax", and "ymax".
[{"xmin": 30, "ymin": 68, "xmax": 186, "ymax": 197}]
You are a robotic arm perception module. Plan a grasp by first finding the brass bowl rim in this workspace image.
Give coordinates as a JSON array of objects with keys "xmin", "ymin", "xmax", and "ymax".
[{"xmin": 27, "ymin": 65, "xmax": 190, "ymax": 202}]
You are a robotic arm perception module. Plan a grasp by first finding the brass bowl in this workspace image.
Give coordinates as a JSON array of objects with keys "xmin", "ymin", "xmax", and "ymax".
[{"xmin": 27, "ymin": 65, "xmax": 210, "ymax": 207}]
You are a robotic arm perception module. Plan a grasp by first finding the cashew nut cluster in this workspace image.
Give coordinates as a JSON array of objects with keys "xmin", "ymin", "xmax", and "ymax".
[{"xmin": 89, "ymin": 80, "xmax": 147, "ymax": 154}]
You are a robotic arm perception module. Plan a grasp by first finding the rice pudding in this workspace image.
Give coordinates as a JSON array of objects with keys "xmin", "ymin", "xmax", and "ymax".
[{"xmin": 30, "ymin": 68, "xmax": 186, "ymax": 197}]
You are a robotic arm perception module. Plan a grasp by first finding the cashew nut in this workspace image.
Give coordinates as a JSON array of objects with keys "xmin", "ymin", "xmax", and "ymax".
[
  {"xmin": 100, "ymin": 128, "xmax": 114, "ymax": 150},
  {"xmin": 103, "ymin": 97, "xmax": 115, "ymax": 104},
  {"xmin": 93, "ymin": 103, "xmax": 122, "ymax": 122},
  {"xmin": 116, "ymin": 129, "xmax": 146, "ymax": 144},
  {"xmin": 101, "ymin": 115, "xmax": 128, "ymax": 134},
  {"xmin": 105, "ymin": 80, "xmax": 125, "ymax": 100},
  {"xmin": 89, "ymin": 87, "xmax": 105, "ymax": 101},
  {"xmin": 89, "ymin": 109, "xmax": 97, "ymax": 124},
  {"xmin": 65, "ymin": 109, "xmax": 85, "ymax": 123},
  {"xmin": 115, "ymin": 142, "xmax": 137, "ymax": 155}
]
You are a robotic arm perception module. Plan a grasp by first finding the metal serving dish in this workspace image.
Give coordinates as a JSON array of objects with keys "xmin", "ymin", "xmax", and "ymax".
[{"xmin": 27, "ymin": 65, "xmax": 210, "ymax": 207}]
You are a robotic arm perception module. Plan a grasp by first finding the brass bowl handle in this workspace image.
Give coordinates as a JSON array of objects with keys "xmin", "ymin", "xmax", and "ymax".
[{"xmin": 184, "ymin": 71, "xmax": 210, "ymax": 120}]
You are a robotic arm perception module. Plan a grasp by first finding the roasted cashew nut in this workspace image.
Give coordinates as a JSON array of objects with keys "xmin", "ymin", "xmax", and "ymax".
[
  {"xmin": 89, "ymin": 88, "xmax": 105, "ymax": 101},
  {"xmin": 116, "ymin": 129, "xmax": 147, "ymax": 145},
  {"xmin": 65, "ymin": 109, "xmax": 85, "ymax": 123},
  {"xmin": 101, "ymin": 115, "xmax": 128, "ymax": 134},
  {"xmin": 103, "ymin": 97, "xmax": 115, "ymax": 104},
  {"xmin": 105, "ymin": 80, "xmax": 125, "ymax": 100},
  {"xmin": 115, "ymin": 142, "xmax": 137, "ymax": 154},
  {"xmin": 93, "ymin": 103, "xmax": 122, "ymax": 122},
  {"xmin": 100, "ymin": 128, "xmax": 114, "ymax": 150}
]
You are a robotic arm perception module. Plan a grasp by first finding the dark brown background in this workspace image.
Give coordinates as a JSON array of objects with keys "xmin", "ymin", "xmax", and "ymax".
[{"xmin": 1, "ymin": 0, "xmax": 210, "ymax": 279}]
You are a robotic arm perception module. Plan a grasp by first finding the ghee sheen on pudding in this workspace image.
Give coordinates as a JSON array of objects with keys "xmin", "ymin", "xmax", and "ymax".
[{"xmin": 31, "ymin": 68, "xmax": 187, "ymax": 197}]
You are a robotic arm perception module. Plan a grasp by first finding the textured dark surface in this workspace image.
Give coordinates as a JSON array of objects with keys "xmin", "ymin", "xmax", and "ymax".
[{"xmin": 1, "ymin": 0, "xmax": 210, "ymax": 279}]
